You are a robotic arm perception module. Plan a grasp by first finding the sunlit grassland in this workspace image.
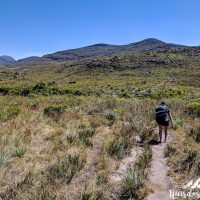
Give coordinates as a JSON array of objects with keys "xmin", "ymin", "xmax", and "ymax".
[{"xmin": 0, "ymin": 56, "xmax": 200, "ymax": 199}]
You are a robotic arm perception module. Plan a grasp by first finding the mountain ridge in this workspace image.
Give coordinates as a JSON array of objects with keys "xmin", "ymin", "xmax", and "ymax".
[
  {"xmin": 0, "ymin": 38, "xmax": 198, "ymax": 66},
  {"xmin": 0, "ymin": 55, "xmax": 16, "ymax": 65}
]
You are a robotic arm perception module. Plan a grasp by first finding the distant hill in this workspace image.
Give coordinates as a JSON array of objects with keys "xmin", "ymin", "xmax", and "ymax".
[
  {"xmin": 0, "ymin": 55, "xmax": 16, "ymax": 65},
  {"xmin": 2, "ymin": 38, "xmax": 199, "ymax": 67},
  {"xmin": 42, "ymin": 38, "xmax": 185, "ymax": 62}
]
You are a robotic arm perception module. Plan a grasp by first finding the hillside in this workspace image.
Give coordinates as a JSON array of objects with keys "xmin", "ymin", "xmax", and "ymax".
[
  {"xmin": 2, "ymin": 38, "xmax": 198, "ymax": 67},
  {"xmin": 0, "ymin": 55, "xmax": 15, "ymax": 65}
]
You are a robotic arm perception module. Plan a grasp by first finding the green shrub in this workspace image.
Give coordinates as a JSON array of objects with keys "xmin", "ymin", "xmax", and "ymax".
[
  {"xmin": 120, "ymin": 91, "xmax": 131, "ymax": 98},
  {"xmin": 0, "ymin": 87, "xmax": 9, "ymax": 95},
  {"xmin": 74, "ymin": 90, "xmax": 85, "ymax": 96},
  {"xmin": 152, "ymin": 88, "xmax": 187, "ymax": 99},
  {"xmin": 0, "ymin": 107, "xmax": 20, "ymax": 121},
  {"xmin": 33, "ymin": 82, "xmax": 48, "ymax": 92},
  {"xmin": 10, "ymin": 87, "xmax": 32, "ymax": 96},
  {"xmin": 105, "ymin": 112, "xmax": 116, "ymax": 122},
  {"xmin": 186, "ymin": 102, "xmax": 200, "ymax": 117},
  {"xmin": 18, "ymin": 87, "xmax": 31, "ymax": 96}
]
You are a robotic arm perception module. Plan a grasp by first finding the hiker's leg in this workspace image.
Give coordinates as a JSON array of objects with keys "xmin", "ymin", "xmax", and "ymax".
[
  {"xmin": 164, "ymin": 126, "xmax": 168, "ymax": 142},
  {"xmin": 158, "ymin": 125, "xmax": 163, "ymax": 143}
]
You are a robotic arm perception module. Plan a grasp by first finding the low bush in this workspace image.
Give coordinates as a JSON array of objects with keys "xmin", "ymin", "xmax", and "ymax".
[
  {"xmin": 186, "ymin": 102, "xmax": 200, "ymax": 117},
  {"xmin": 105, "ymin": 112, "xmax": 116, "ymax": 122},
  {"xmin": 0, "ymin": 107, "xmax": 20, "ymax": 121},
  {"xmin": 43, "ymin": 105, "xmax": 65, "ymax": 118}
]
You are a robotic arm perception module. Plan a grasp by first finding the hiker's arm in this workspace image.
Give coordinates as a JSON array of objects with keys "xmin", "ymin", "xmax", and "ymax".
[{"xmin": 168, "ymin": 112, "xmax": 173, "ymax": 126}]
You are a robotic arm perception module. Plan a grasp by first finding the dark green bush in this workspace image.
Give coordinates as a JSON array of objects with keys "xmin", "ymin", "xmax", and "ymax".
[
  {"xmin": 120, "ymin": 91, "xmax": 131, "ymax": 98},
  {"xmin": 43, "ymin": 106, "xmax": 65, "ymax": 118},
  {"xmin": 105, "ymin": 112, "xmax": 116, "ymax": 122},
  {"xmin": 186, "ymin": 102, "xmax": 200, "ymax": 117},
  {"xmin": 33, "ymin": 82, "xmax": 48, "ymax": 92},
  {"xmin": 0, "ymin": 88, "xmax": 9, "ymax": 95}
]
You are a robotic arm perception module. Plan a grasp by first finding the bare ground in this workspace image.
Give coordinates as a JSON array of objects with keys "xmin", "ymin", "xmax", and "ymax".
[{"xmin": 146, "ymin": 131, "xmax": 174, "ymax": 200}]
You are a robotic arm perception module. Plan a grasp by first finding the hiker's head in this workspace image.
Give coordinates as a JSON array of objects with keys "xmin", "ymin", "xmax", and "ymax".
[{"xmin": 160, "ymin": 101, "xmax": 166, "ymax": 105}]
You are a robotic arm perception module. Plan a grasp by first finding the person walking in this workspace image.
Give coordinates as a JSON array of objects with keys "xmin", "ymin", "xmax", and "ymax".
[{"xmin": 156, "ymin": 101, "xmax": 173, "ymax": 143}]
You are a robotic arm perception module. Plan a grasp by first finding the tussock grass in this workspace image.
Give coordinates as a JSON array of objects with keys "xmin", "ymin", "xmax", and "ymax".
[
  {"xmin": 47, "ymin": 153, "xmax": 86, "ymax": 184},
  {"xmin": 104, "ymin": 135, "xmax": 130, "ymax": 159},
  {"xmin": 11, "ymin": 147, "xmax": 27, "ymax": 158}
]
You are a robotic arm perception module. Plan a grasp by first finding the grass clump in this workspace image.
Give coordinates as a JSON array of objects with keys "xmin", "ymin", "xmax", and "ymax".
[
  {"xmin": 180, "ymin": 149, "xmax": 197, "ymax": 172},
  {"xmin": 11, "ymin": 147, "xmax": 27, "ymax": 158},
  {"xmin": 65, "ymin": 133, "xmax": 77, "ymax": 145},
  {"xmin": 96, "ymin": 172, "xmax": 108, "ymax": 186},
  {"xmin": 105, "ymin": 136, "xmax": 130, "ymax": 159},
  {"xmin": 78, "ymin": 129, "xmax": 96, "ymax": 147},
  {"xmin": 0, "ymin": 152, "xmax": 7, "ymax": 166},
  {"xmin": 105, "ymin": 111, "xmax": 116, "ymax": 125},
  {"xmin": 48, "ymin": 153, "xmax": 85, "ymax": 184},
  {"xmin": 186, "ymin": 102, "xmax": 200, "ymax": 117},
  {"xmin": 120, "ymin": 147, "xmax": 152, "ymax": 200},
  {"xmin": 188, "ymin": 125, "xmax": 200, "ymax": 143},
  {"xmin": 17, "ymin": 172, "xmax": 34, "ymax": 191}
]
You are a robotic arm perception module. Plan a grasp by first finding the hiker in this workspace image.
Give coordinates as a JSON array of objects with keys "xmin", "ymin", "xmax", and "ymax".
[{"xmin": 155, "ymin": 101, "xmax": 173, "ymax": 143}]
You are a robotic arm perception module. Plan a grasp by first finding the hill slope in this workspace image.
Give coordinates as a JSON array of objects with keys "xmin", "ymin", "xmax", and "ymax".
[
  {"xmin": 5, "ymin": 38, "xmax": 189, "ymax": 66},
  {"xmin": 0, "ymin": 55, "xmax": 16, "ymax": 65},
  {"xmin": 40, "ymin": 38, "xmax": 185, "ymax": 62}
]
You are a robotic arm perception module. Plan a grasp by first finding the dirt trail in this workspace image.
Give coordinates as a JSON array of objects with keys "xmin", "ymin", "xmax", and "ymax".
[{"xmin": 146, "ymin": 132, "xmax": 174, "ymax": 200}]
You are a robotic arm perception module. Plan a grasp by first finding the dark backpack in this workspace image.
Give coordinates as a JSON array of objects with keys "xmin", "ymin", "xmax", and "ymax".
[{"xmin": 156, "ymin": 105, "xmax": 169, "ymax": 119}]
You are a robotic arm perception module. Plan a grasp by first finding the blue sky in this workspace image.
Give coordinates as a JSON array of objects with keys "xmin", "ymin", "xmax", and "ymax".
[{"xmin": 1, "ymin": 0, "xmax": 200, "ymax": 59}]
